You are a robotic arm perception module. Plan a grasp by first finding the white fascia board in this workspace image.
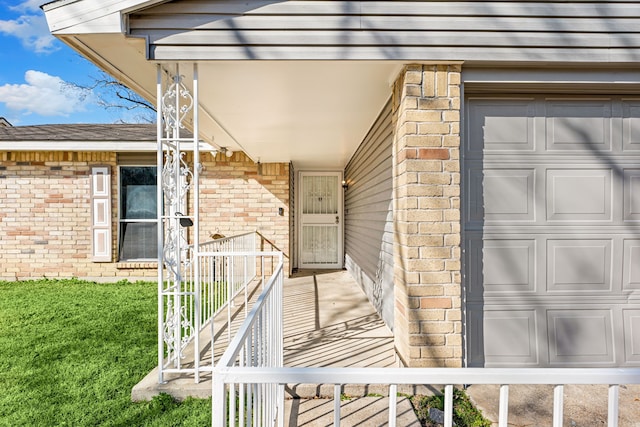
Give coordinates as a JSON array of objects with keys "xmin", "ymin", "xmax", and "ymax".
[
  {"xmin": 43, "ymin": 0, "xmax": 166, "ymax": 34},
  {"xmin": 0, "ymin": 141, "xmax": 216, "ymax": 152}
]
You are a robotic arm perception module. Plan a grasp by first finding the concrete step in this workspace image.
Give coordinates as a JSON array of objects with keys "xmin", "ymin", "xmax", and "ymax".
[{"xmin": 132, "ymin": 373, "xmax": 437, "ymax": 402}]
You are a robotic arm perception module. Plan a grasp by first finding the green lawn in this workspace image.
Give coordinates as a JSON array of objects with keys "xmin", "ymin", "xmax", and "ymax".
[{"xmin": 0, "ymin": 278, "xmax": 210, "ymax": 427}]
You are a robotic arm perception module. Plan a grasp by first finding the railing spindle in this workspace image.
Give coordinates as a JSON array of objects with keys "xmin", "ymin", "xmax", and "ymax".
[
  {"xmin": 499, "ymin": 384, "xmax": 509, "ymax": 427},
  {"xmin": 389, "ymin": 384, "xmax": 397, "ymax": 427},
  {"xmin": 553, "ymin": 384, "xmax": 564, "ymax": 427},
  {"xmin": 608, "ymin": 384, "xmax": 619, "ymax": 427},
  {"xmin": 334, "ymin": 384, "xmax": 341, "ymax": 427},
  {"xmin": 444, "ymin": 384, "xmax": 453, "ymax": 427},
  {"xmin": 229, "ymin": 382, "xmax": 236, "ymax": 427}
]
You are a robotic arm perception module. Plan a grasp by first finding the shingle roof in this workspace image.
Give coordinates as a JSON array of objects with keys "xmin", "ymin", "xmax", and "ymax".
[{"xmin": 0, "ymin": 123, "xmax": 159, "ymax": 141}]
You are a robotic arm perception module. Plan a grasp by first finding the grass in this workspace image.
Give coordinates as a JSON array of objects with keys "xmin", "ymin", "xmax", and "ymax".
[
  {"xmin": 0, "ymin": 278, "xmax": 210, "ymax": 427},
  {"xmin": 411, "ymin": 388, "xmax": 491, "ymax": 427}
]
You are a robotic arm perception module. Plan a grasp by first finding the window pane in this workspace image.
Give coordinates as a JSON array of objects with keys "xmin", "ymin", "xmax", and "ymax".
[
  {"xmin": 119, "ymin": 223, "xmax": 158, "ymax": 260},
  {"xmin": 121, "ymin": 167, "xmax": 157, "ymax": 219}
]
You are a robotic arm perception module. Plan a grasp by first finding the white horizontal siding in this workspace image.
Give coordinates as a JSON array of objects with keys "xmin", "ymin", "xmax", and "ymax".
[
  {"xmin": 135, "ymin": 17, "xmax": 640, "ymax": 33},
  {"xmin": 128, "ymin": 0, "xmax": 640, "ymax": 62},
  {"xmin": 143, "ymin": 30, "xmax": 640, "ymax": 48},
  {"xmin": 133, "ymin": 0, "xmax": 640, "ymax": 17},
  {"xmin": 344, "ymin": 99, "xmax": 394, "ymax": 329}
]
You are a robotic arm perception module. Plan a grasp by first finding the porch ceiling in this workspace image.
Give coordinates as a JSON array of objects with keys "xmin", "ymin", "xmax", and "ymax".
[
  {"xmin": 193, "ymin": 61, "xmax": 399, "ymax": 169},
  {"xmin": 56, "ymin": 36, "xmax": 400, "ymax": 169}
]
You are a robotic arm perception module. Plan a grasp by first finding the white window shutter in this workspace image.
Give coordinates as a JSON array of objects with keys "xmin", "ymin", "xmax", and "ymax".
[{"xmin": 91, "ymin": 166, "xmax": 112, "ymax": 262}]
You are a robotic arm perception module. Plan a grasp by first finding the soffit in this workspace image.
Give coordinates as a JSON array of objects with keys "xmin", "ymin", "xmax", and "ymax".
[{"xmin": 190, "ymin": 61, "xmax": 399, "ymax": 168}]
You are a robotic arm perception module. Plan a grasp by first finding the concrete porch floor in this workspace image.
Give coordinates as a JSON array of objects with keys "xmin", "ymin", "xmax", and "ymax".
[{"xmin": 131, "ymin": 269, "xmax": 401, "ymax": 402}]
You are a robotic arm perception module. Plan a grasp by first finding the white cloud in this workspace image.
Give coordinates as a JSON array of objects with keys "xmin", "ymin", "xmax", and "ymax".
[
  {"xmin": 9, "ymin": 0, "xmax": 43, "ymax": 14},
  {"xmin": 0, "ymin": 70, "xmax": 92, "ymax": 117},
  {"xmin": 0, "ymin": 2, "xmax": 58, "ymax": 54}
]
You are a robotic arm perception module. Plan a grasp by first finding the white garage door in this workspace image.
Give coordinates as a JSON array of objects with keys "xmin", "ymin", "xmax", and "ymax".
[{"xmin": 464, "ymin": 95, "xmax": 640, "ymax": 367}]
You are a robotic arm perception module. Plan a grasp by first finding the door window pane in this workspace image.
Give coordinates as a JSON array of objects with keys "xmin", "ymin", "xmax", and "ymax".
[
  {"xmin": 302, "ymin": 175, "xmax": 338, "ymax": 215},
  {"xmin": 301, "ymin": 225, "xmax": 338, "ymax": 264}
]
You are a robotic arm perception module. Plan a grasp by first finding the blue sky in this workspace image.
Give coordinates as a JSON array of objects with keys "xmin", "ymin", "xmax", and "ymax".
[{"xmin": 0, "ymin": 0, "xmax": 136, "ymax": 125}]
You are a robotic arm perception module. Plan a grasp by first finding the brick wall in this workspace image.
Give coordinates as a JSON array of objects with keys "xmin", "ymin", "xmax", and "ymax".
[
  {"xmin": 197, "ymin": 151, "xmax": 291, "ymax": 274},
  {"xmin": 0, "ymin": 150, "xmax": 290, "ymax": 281},
  {"xmin": 0, "ymin": 151, "xmax": 126, "ymax": 280},
  {"xmin": 392, "ymin": 64, "xmax": 463, "ymax": 367}
]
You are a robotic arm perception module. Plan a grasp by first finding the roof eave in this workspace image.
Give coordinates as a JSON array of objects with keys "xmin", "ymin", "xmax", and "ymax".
[{"xmin": 42, "ymin": 0, "xmax": 168, "ymax": 35}]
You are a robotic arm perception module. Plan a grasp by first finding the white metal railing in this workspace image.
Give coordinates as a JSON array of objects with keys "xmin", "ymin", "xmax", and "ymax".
[
  {"xmin": 210, "ymin": 258, "xmax": 640, "ymax": 426},
  {"xmin": 212, "ymin": 254, "xmax": 284, "ymax": 427},
  {"xmin": 212, "ymin": 365, "xmax": 640, "ymax": 427},
  {"xmin": 197, "ymin": 232, "xmax": 257, "ymax": 327},
  {"xmin": 158, "ymin": 231, "xmax": 281, "ymax": 383}
]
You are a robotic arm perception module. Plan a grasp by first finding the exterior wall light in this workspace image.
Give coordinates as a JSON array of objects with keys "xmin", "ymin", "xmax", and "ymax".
[
  {"xmin": 342, "ymin": 180, "xmax": 348, "ymax": 190},
  {"xmin": 208, "ymin": 147, "xmax": 233, "ymax": 159}
]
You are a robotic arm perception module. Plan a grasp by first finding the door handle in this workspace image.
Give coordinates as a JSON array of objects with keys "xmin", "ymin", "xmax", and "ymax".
[{"xmin": 336, "ymin": 216, "xmax": 340, "ymax": 224}]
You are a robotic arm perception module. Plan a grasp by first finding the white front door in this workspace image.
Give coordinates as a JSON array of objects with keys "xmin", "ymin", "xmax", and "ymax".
[{"xmin": 298, "ymin": 172, "xmax": 343, "ymax": 269}]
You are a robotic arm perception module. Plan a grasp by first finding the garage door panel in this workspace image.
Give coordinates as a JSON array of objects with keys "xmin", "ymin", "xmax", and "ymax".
[
  {"xmin": 623, "ymin": 239, "xmax": 640, "ymax": 290},
  {"xmin": 623, "ymin": 309, "xmax": 640, "ymax": 363},
  {"xmin": 546, "ymin": 100, "xmax": 612, "ymax": 151},
  {"xmin": 484, "ymin": 168, "xmax": 536, "ymax": 222},
  {"xmin": 547, "ymin": 239, "xmax": 612, "ymax": 292},
  {"xmin": 546, "ymin": 168, "xmax": 612, "ymax": 222},
  {"xmin": 622, "ymin": 100, "xmax": 640, "ymax": 152},
  {"xmin": 467, "ymin": 98, "xmax": 536, "ymax": 156},
  {"xmin": 547, "ymin": 309, "xmax": 615, "ymax": 365},
  {"xmin": 624, "ymin": 169, "xmax": 640, "ymax": 222},
  {"xmin": 483, "ymin": 239, "xmax": 536, "ymax": 294},
  {"xmin": 466, "ymin": 165, "xmax": 485, "ymax": 224},
  {"xmin": 465, "ymin": 234, "xmax": 485, "ymax": 301},
  {"xmin": 484, "ymin": 309, "xmax": 539, "ymax": 366},
  {"xmin": 466, "ymin": 305, "xmax": 485, "ymax": 367}
]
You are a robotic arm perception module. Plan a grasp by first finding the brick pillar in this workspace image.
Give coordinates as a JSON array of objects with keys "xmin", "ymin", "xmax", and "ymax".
[{"xmin": 392, "ymin": 64, "xmax": 462, "ymax": 367}]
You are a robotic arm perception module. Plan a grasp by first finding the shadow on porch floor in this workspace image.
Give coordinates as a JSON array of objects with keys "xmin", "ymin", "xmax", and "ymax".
[{"xmin": 131, "ymin": 269, "xmax": 400, "ymax": 402}]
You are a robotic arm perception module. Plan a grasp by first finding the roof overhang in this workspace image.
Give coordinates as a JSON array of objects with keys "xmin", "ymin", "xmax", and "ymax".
[{"xmin": 42, "ymin": 0, "xmax": 404, "ymax": 168}]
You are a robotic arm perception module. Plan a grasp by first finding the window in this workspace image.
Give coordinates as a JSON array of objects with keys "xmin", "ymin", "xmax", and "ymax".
[{"xmin": 118, "ymin": 166, "xmax": 158, "ymax": 261}]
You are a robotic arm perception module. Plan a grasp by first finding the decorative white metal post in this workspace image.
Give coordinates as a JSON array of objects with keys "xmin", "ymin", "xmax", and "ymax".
[{"xmin": 157, "ymin": 64, "xmax": 199, "ymax": 383}]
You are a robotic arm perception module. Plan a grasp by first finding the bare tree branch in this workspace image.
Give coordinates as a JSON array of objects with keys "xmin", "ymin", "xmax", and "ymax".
[{"xmin": 64, "ymin": 71, "xmax": 156, "ymax": 123}]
